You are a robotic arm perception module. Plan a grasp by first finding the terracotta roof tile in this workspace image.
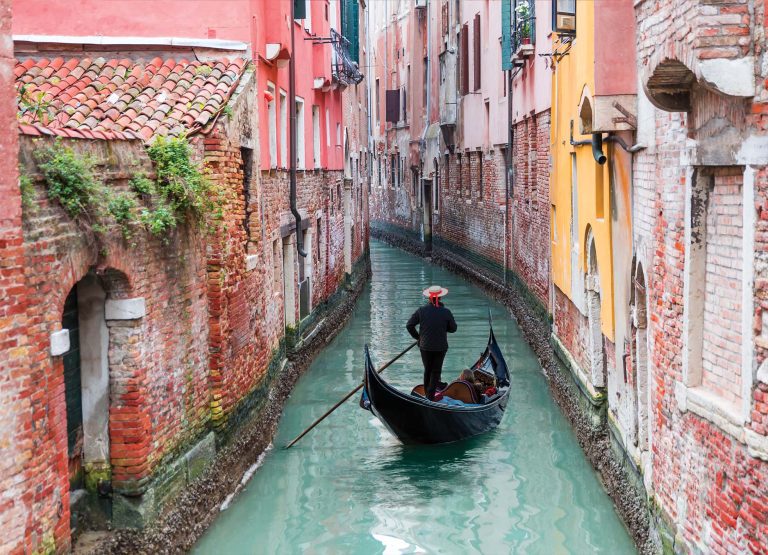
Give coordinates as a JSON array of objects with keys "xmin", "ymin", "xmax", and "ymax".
[{"xmin": 15, "ymin": 55, "xmax": 247, "ymax": 141}]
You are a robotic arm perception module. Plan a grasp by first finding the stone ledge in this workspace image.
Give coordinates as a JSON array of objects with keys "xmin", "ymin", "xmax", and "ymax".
[
  {"xmin": 245, "ymin": 254, "xmax": 259, "ymax": 272},
  {"xmin": 684, "ymin": 386, "xmax": 745, "ymax": 439},
  {"xmin": 678, "ymin": 384, "xmax": 768, "ymax": 459},
  {"xmin": 745, "ymin": 429, "xmax": 768, "ymax": 462},
  {"xmin": 50, "ymin": 329, "xmax": 70, "ymax": 356},
  {"xmin": 105, "ymin": 297, "xmax": 146, "ymax": 320}
]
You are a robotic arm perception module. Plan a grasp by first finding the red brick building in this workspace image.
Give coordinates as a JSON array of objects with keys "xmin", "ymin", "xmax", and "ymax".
[
  {"xmin": 632, "ymin": 0, "xmax": 768, "ymax": 551},
  {"xmin": 1, "ymin": 34, "xmax": 369, "ymax": 554}
]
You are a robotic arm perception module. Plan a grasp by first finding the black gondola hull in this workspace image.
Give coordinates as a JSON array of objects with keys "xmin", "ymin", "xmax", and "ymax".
[{"xmin": 362, "ymin": 327, "xmax": 510, "ymax": 445}]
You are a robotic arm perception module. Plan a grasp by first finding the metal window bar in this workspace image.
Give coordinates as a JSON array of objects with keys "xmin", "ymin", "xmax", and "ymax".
[{"xmin": 331, "ymin": 29, "xmax": 364, "ymax": 85}]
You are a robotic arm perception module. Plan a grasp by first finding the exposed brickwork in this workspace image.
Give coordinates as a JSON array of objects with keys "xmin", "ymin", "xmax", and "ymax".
[
  {"xmin": 0, "ymin": 1, "xmax": 36, "ymax": 553},
  {"xmin": 702, "ymin": 172, "xmax": 744, "ymax": 407},
  {"xmin": 11, "ymin": 136, "xmax": 209, "ymax": 551},
  {"xmin": 434, "ymin": 148, "xmax": 506, "ymax": 271},
  {"xmin": 511, "ymin": 111, "xmax": 551, "ymax": 309},
  {"xmin": 634, "ymin": 0, "xmax": 768, "ymax": 552},
  {"xmin": 554, "ymin": 286, "xmax": 590, "ymax": 375}
]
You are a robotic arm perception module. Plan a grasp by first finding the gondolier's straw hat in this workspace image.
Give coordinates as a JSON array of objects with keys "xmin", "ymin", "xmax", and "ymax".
[{"xmin": 422, "ymin": 285, "xmax": 449, "ymax": 298}]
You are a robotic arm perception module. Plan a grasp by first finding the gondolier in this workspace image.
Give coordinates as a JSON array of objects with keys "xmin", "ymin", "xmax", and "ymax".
[{"xmin": 406, "ymin": 285, "xmax": 458, "ymax": 401}]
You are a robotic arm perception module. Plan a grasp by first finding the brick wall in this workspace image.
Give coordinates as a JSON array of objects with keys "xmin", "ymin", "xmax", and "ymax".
[
  {"xmin": 633, "ymin": 0, "xmax": 768, "ymax": 551},
  {"xmin": 0, "ymin": 0, "xmax": 37, "ymax": 552},
  {"xmin": 434, "ymin": 148, "xmax": 507, "ymax": 274},
  {"xmin": 5, "ymin": 116, "xmax": 369, "ymax": 551},
  {"xmin": 554, "ymin": 286, "xmax": 590, "ymax": 373},
  {"xmin": 702, "ymin": 172, "xmax": 744, "ymax": 407},
  {"xmin": 511, "ymin": 111, "xmax": 551, "ymax": 309},
  {"xmin": 13, "ymin": 135, "xmax": 209, "ymax": 550}
]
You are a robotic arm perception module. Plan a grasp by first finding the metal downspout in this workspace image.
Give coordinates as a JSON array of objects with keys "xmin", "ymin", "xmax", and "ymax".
[{"xmin": 290, "ymin": 0, "xmax": 307, "ymax": 257}]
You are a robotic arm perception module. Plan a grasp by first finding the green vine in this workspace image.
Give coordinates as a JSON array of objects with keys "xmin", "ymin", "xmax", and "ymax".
[
  {"xmin": 33, "ymin": 140, "xmax": 105, "ymax": 224},
  {"xmin": 17, "ymin": 84, "xmax": 54, "ymax": 124},
  {"xmin": 19, "ymin": 173, "xmax": 36, "ymax": 212},
  {"xmin": 29, "ymin": 136, "xmax": 221, "ymax": 246}
]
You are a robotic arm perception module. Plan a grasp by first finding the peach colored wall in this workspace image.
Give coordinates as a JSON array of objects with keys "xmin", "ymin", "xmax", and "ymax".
[
  {"xmin": 510, "ymin": 0, "xmax": 552, "ymax": 124},
  {"xmin": 12, "ymin": 0, "xmax": 346, "ymax": 171}
]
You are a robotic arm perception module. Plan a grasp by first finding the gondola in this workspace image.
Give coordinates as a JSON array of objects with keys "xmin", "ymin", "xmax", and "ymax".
[{"xmin": 360, "ymin": 324, "xmax": 510, "ymax": 444}]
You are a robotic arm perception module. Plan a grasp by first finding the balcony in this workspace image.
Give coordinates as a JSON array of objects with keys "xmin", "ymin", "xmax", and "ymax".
[
  {"xmin": 511, "ymin": 16, "xmax": 535, "ymax": 66},
  {"xmin": 331, "ymin": 29, "xmax": 363, "ymax": 86}
]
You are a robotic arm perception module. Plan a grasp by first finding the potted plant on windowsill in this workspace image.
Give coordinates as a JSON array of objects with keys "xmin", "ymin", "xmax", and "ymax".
[{"xmin": 515, "ymin": 0, "xmax": 532, "ymax": 45}]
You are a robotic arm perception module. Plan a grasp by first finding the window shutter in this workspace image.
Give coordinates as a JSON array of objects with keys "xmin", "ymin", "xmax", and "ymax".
[
  {"xmin": 441, "ymin": 1, "xmax": 448, "ymax": 37},
  {"xmin": 386, "ymin": 89, "xmax": 400, "ymax": 123},
  {"xmin": 501, "ymin": 0, "xmax": 512, "ymax": 70},
  {"xmin": 474, "ymin": 14, "xmax": 481, "ymax": 91},
  {"xmin": 293, "ymin": 0, "xmax": 306, "ymax": 19},
  {"xmin": 460, "ymin": 24, "xmax": 469, "ymax": 95},
  {"xmin": 401, "ymin": 87, "xmax": 407, "ymax": 121},
  {"xmin": 341, "ymin": 0, "xmax": 360, "ymax": 63}
]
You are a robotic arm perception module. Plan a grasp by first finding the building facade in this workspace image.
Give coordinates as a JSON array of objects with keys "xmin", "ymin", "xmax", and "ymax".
[
  {"xmin": 632, "ymin": 0, "xmax": 768, "ymax": 550},
  {"xmin": 3, "ymin": 1, "xmax": 370, "ymax": 552}
]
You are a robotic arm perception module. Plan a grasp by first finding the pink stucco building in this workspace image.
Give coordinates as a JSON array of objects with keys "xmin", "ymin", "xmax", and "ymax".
[{"xmin": 13, "ymin": 0, "xmax": 360, "ymax": 173}]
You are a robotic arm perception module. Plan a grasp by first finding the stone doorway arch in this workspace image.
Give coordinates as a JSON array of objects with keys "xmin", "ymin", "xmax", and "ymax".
[
  {"xmin": 585, "ymin": 230, "xmax": 606, "ymax": 388},
  {"xmin": 55, "ymin": 268, "xmax": 145, "ymax": 529},
  {"xmin": 632, "ymin": 263, "xmax": 650, "ymax": 453}
]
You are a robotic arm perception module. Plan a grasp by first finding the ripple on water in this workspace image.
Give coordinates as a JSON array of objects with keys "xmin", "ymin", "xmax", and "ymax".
[{"xmin": 194, "ymin": 241, "xmax": 635, "ymax": 555}]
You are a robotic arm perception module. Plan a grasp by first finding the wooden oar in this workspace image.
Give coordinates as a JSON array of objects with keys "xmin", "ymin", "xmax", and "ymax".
[{"xmin": 285, "ymin": 341, "xmax": 418, "ymax": 449}]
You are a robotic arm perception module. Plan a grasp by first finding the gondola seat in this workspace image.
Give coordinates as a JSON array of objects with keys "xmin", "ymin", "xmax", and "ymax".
[{"xmin": 410, "ymin": 381, "xmax": 479, "ymax": 404}]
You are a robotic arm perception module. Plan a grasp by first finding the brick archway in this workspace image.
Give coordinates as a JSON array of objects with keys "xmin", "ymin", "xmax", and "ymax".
[{"xmin": 53, "ymin": 266, "xmax": 151, "ymax": 530}]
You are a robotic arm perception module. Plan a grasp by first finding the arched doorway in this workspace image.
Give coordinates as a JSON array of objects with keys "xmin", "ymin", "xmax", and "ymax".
[
  {"xmin": 586, "ymin": 234, "xmax": 606, "ymax": 388},
  {"xmin": 62, "ymin": 273, "xmax": 111, "ymax": 488},
  {"xmin": 60, "ymin": 271, "xmax": 118, "ymax": 526}
]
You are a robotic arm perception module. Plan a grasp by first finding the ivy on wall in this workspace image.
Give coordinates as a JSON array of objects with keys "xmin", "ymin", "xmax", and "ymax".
[{"xmin": 21, "ymin": 135, "xmax": 222, "ymax": 246}]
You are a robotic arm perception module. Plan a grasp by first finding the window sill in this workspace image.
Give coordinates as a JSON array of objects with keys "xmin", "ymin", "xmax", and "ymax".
[
  {"xmin": 245, "ymin": 254, "xmax": 259, "ymax": 272},
  {"xmin": 682, "ymin": 385, "xmax": 744, "ymax": 434},
  {"xmin": 675, "ymin": 383, "xmax": 768, "ymax": 459}
]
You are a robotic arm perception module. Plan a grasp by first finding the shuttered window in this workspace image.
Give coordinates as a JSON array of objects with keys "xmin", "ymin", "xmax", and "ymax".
[
  {"xmin": 441, "ymin": 1, "xmax": 449, "ymax": 38},
  {"xmin": 341, "ymin": 0, "xmax": 360, "ymax": 62},
  {"xmin": 473, "ymin": 14, "xmax": 481, "ymax": 91},
  {"xmin": 460, "ymin": 24, "xmax": 469, "ymax": 95},
  {"xmin": 385, "ymin": 89, "xmax": 400, "ymax": 123},
  {"xmin": 501, "ymin": 0, "xmax": 512, "ymax": 70}
]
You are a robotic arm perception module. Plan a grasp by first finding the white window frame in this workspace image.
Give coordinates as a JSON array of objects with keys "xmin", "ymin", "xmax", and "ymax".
[
  {"xmin": 279, "ymin": 90, "xmax": 288, "ymax": 168},
  {"xmin": 312, "ymin": 105, "xmax": 321, "ymax": 169},
  {"xmin": 267, "ymin": 82, "xmax": 277, "ymax": 168},
  {"xmin": 295, "ymin": 97, "xmax": 306, "ymax": 170}
]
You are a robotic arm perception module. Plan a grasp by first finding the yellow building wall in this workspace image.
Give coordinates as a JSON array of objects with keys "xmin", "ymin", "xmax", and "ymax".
[{"xmin": 549, "ymin": 0, "xmax": 615, "ymax": 340}]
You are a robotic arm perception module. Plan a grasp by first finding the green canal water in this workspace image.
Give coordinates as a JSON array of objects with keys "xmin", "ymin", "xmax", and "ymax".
[{"xmin": 194, "ymin": 241, "xmax": 635, "ymax": 554}]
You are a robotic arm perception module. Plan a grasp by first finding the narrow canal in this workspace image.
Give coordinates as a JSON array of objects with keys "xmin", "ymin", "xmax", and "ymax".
[{"xmin": 194, "ymin": 241, "xmax": 635, "ymax": 554}]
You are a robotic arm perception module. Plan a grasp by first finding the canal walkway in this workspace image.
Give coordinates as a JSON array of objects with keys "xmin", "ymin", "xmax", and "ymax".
[{"xmin": 194, "ymin": 241, "xmax": 635, "ymax": 553}]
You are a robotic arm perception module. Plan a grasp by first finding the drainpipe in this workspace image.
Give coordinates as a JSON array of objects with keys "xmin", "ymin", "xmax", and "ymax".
[
  {"xmin": 290, "ymin": 0, "xmax": 307, "ymax": 257},
  {"xmin": 505, "ymin": 66, "xmax": 521, "ymax": 285},
  {"xmin": 569, "ymin": 120, "xmax": 605, "ymax": 165}
]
